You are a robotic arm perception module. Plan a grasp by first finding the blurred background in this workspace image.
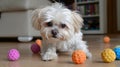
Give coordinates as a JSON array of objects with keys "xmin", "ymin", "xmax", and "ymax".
[{"xmin": 0, "ymin": 0, "xmax": 119, "ymax": 41}]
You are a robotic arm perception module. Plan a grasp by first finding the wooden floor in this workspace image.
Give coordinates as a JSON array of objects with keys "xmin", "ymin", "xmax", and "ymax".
[{"xmin": 0, "ymin": 35, "xmax": 120, "ymax": 67}]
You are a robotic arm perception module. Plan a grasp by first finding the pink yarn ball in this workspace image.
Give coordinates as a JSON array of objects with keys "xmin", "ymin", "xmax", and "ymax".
[
  {"xmin": 31, "ymin": 44, "xmax": 40, "ymax": 53},
  {"xmin": 7, "ymin": 49, "xmax": 20, "ymax": 61}
]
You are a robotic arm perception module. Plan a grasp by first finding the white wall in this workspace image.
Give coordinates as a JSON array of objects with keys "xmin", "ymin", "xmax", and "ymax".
[{"xmin": 117, "ymin": 0, "xmax": 120, "ymax": 31}]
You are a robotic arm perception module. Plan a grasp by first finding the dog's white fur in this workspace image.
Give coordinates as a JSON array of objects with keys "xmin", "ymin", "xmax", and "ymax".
[{"xmin": 32, "ymin": 3, "xmax": 92, "ymax": 61}]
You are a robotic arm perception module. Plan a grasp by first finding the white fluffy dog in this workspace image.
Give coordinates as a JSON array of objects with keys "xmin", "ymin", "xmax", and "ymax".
[{"xmin": 32, "ymin": 3, "xmax": 92, "ymax": 61}]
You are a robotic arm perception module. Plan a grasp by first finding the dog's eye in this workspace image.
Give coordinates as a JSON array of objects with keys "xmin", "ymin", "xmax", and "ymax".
[
  {"xmin": 46, "ymin": 22, "xmax": 53, "ymax": 27},
  {"xmin": 61, "ymin": 24, "xmax": 66, "ymax": 28}
]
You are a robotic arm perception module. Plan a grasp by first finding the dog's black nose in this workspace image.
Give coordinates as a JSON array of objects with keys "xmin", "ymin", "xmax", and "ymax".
[{"xmin": 51, "ymin": 29, "xmax": 58, "ymax": 37}]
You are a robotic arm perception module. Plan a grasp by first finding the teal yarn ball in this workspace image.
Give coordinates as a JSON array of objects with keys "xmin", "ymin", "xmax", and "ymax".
[{"xmin": 114, "ymin": 47, "xmax": 120, "ymax": 60}]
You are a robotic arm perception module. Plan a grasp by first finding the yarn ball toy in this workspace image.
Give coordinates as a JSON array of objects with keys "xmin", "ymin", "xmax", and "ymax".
[
  {"xmin": 101, "ymin": 48, "xmax": 116, "ymax": 63},
  {"xmin": 31, "ymin": 43, "xmax": 40, "ymax": 53},
  {"xmin": 114, "ymin": 47, "xmax": 120, "ymax": 60},
  {"xmin": 103, "ymin": 36, "xmax": 110, "ymax": 43},
  {"xmin": 7, "ymin": 49, "xmax": 20, "ymax": 61},
  {"xmin": 72, "ymin": 50, "xmax": 86, "ymax": 64},
  {"xmin": 35, "ymin": 39, "xmax": 42, "ymax": 46}
]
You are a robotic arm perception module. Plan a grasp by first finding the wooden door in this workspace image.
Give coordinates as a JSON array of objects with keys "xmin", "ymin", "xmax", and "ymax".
[{"xmin": 107, "ymin": 0, "xmax": 119, "ymax": 34}]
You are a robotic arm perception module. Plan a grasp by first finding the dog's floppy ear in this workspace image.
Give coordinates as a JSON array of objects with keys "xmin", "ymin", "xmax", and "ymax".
[
  {"xmin": 32, "ymin": 9, "xmax": 42, "ymax": 30},
  {"xmin": 71, "ymin": 12, "xmax": 83, "ymax": 33}
]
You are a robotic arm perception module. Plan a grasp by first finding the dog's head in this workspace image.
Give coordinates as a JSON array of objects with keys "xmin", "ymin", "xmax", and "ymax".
[{"xmin": 32, "ymin": 3, "xmax": 83, "ymax": 41}]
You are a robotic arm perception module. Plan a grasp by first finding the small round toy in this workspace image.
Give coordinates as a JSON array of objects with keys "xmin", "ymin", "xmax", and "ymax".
[
  {"xmin": 101, "ymin": 48, "xmax": 116, "ymax": 63},
  {"xmin": 31, "ymin": 43, "xmax": 40, "ymax": 53},
  {"xmin": 103, "ymin": 36, "xmax": 110, "ymax": 43},
  {"xmin": 35, "ymin": 39, "xmax": 42, "ymax": 46},
  {"xmin": 114, "ymin": 47, "xmax": 120, "ymax": 60},
  {"xmin": 72, "ymin": 50, "xmax": 86, "ymax": 64},
  {"xmin": 7, "ymin": 49, "xmax": 20, "ymax": 61}
]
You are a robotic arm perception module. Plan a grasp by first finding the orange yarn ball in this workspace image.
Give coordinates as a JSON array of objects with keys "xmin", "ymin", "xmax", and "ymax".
[
  {"xmin": 103, "ymin": 36, "xmax": 110, "ymax": 43},
  {"xmin": 72, "ymin": 50, "xmax": 86, "ymax": 64},
  {"xmin": 35, "ymin": 39, "xmax": 42, "ymax": 46}
]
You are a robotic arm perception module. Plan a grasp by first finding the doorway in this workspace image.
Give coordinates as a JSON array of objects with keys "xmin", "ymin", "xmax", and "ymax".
[{"xmin": 107, "ymin": 0, "xmax": 120, "ymax": 34}]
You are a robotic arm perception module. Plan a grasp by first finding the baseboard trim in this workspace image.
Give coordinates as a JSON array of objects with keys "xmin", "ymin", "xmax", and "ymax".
[
  {"xmin": 0, "ymin": 37, "xmax": 18, "ymax": 42},
  {"xmin": 0, "ymin": 37, "xmax": 42, "ymax": 42}
]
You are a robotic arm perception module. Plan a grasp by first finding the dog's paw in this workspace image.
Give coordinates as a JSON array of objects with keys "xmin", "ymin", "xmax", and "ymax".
[{"xmin": 42, "ymin": 52, "xmax": 57, "ymax": 61}]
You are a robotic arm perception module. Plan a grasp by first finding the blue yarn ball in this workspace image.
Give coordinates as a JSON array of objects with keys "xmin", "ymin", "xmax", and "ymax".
[{"xmin": 114, "ymin": 47, "xmax": 120, "ymax": 60}]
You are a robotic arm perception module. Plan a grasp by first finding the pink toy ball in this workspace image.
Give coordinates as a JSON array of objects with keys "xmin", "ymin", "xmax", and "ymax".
[
  {"xmin": 31, "ymin": 43, "xmax": 40, "ymax": 53},
  {"xmin": 7, "ymin": 49, "xmax": 20, "ymax": 61}
]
